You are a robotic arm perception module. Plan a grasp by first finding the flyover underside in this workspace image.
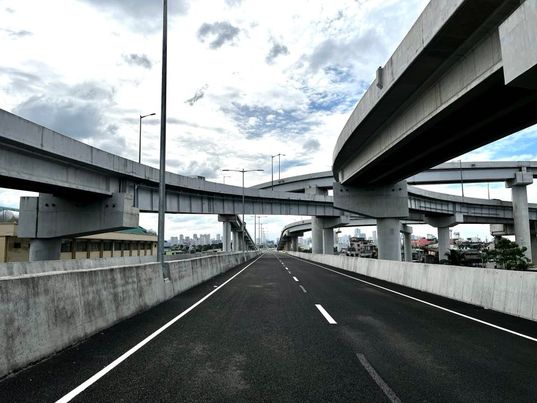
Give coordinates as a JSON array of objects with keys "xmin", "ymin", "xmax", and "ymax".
[
  {"xmin": 136, "ymin": 186, "xmax": 341, "ymax": 216},
  {"xmin": 343, "ymin": 70, "xmax": 537, "ymax": 185}
]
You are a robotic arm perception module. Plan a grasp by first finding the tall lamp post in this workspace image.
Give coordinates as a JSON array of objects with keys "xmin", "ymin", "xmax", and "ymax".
[
  {"xmin": 139, "ymin": 113, "xmax": 156, "ymax": 163},
  {"xmin": 157, "ymin": 0, "xmax": 168, "ymax": 266},
  {"xmin": 222, "ymin": 168, "xmax": 263, "ymax": 259},
  {"xmin": 271, "ymin": 153, "xmax": 285, "ymax": 190}
]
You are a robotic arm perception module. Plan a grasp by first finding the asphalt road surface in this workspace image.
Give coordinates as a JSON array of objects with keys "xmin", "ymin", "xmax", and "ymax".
[{"xmin": 1, "ymin": 252, "xmax": 537, "ymax": 402}]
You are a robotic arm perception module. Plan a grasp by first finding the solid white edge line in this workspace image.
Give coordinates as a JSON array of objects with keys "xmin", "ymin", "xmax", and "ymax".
[
  {"xmin": 56, "ymin": 254, "xmax": 265, "ymax": 403},
  {"xmin": 299, "ymin": 285, "xmax": 307, "ymax": 293},
  {"xmin": 356, "ymin": 353, "xmax": 401, "ymax": 403},
  {"xmin": 315, "ymin": 304, "xmax": 337, "ymax": 324},
  {"xmin": 288, "ymin": 255, "xmax": 537, "ymax": 343},
  {"xmin": 293, "ymin": 276, "xmax": 299, "ymax": 282}
]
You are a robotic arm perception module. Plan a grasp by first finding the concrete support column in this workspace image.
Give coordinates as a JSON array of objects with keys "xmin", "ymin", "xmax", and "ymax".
[
  {"xmin": 506, "ymin": 170, "xmax": 533, "ymax": 261},
  {"xmin": 377, "ymin": 218, "xmax": 401, "ymax": 261},
  {"xmin": 403, "ymin": 232, "xmax": 412, "ymax": 262},
  {"xmin": 311, "ymin": 217, "xmax": 323, "ymax": 254},
  {"xmin": 232, "ymin": 230, "xmax": 239, "ymax": 252},
  {"xmin": 531, "ymin": 233, "xmax": 537, "ymax": 265},
  {"xmin": 437, "ymin": 226, "xmax": 450, "ymax": 262},
  {"xmin": 322, "ymin": 228, "xmax": 334, "ymax": 255},
  {"xmin": 511, "ymin": 185, "xmax": 532, "ymax": 261},
  {"xmin": 290, "ymin": 237, "xmax": 298, "ymax": 252},
  {"xmin": 29, "ymin": 238, "xmax": 62, "ymax": 262},
  {"xmin": 222, "ymin": 222, "xmax": 232, "ymax": 252}
]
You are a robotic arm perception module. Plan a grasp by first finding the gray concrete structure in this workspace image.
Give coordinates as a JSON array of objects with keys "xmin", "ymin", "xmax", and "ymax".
[
  {"xmin": 401, "ymin": 224, "xmax": 413, "ymax": 262},
  {"xmin": 377, "ymin": 218, "xmax": 401, "ymax": 261},
  {"xmin": 254, "ymin": 162, "xmax": 537, "ymax": 193},
  {"xmin": 222, "ymin": 222, "xmax": 232, "ymax": 252},
  {"xmin": 311, "ymin": 217, "xmax": 323, "ymax": 254},
  {"xmin": 0, "ymin": 109, "xmax": 337, "ymax": 219},
  {"xmin": 332, "ymin": 0, "xmax": 537, "ymax": 186},
  {"xmin": 0, "ymin": 251, "xmax": 260, "ymax": 379},
  {"xmin": 506, "ymin": 169, "xmax": 534, "ymax": 260}
]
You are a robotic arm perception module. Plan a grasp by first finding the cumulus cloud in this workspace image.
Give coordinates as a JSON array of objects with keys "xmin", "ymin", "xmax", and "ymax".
[
  {"xmin": 198, "ymin": 21, "xmax": 240, "ymax": 49},
  {"xmin": 78, "ymin": 0, "xmax": 189, "ymax": 32},
  {"xmin": 266, "ymin": 42, "xmax": 289, "ymax": 64},
  {"xmin": 303, "ymin": 139, "xmax": 320, "ymax": 152},
  {"xmin": 308, "ymin": 29, "xmax": 383, "ymax": 72},
  {"xmin": 122, "ymin": 53, "xmax": 152, "ymax": 69},
  {"xmin": 12, "ymin": 81, "xmax": 124, "ymax": 154}
]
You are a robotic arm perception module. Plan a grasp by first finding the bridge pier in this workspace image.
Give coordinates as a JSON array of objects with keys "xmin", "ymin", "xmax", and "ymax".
[
  {"xmin": 377, "ymin": 218, "xmax": 401, "ymax": 261},
  {"xmin": 401, "ymin": 224, "xmax": 413, "ymax": 262},
  {"xmin": 322, "ymin": 228, "xmax": 334, "ymax": 255},
  {"xmin": 19, "ymin": 193, "xmax": 139, "ymax": 262},
  {"xmin": 290, "ymin": 236, "xmax": 298, "ymax": 252},
  {"xmin": 29, "ymin": 238, "xmax": 62, "ymax": 262},
  {"xmin": 311, "ymin": 217, "xmax": 323, "ymax": 254},
  {"xmin": 506, "ymin": 170, "xmax": 533, "ymax": 261},
  {"xmin": 232, "ymin": 230, "xmax": 239, "ymax": 252},
  {"xmin": 333, "ymin": 181, "xmax": 408, "ymax": 261},
  {"xmin": 424, "ymin": 214, "xmax": 462, "ymax": 263},
  {"xmin": 222, "ymin": 222, "xmax": 232, "ymax": 252}
]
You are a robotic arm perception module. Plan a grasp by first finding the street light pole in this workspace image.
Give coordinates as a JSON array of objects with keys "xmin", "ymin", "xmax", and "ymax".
[
  {"xmin": 222, "ymin": 168, "xmax": 264, "ymax": 260},
  {"xmin": 271, "ymin": 153, "xmax": 285, "ymax": 190},
  {"xmin": 139, "ymin": 112, "xmax": 156, "ymax": 164},
  {"xmin": 157, "ymin": 0, "xmax": 167, "ymax": 266}
]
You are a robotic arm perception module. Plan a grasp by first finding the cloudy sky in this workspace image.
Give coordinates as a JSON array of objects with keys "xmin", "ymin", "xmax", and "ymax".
[{"xmin": 1, "ymin": 0, "xmax": 536, "ymax": 242}]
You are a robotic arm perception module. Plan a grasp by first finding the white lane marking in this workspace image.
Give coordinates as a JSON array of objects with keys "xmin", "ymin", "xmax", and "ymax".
[
  {"xmin": 299, "ymin": 285, "xmax": 307, "ymax": 293},
  {"xmin": 356, "ymin": 353, "xmax": 401, "ymax": 403},
  {"xmin": 285, "ymin": 267, "xmax": 289, "ymax": 270},
  {"xmin": 288, "ymin": 255, "xmax": 537, "ymax": 343},
  {"xmin": 56, "ymin": 254, "xmax": 265, "ymax": 403},
  {"xmin": 293, "ymin": 276, "xmax": 299, "ymax": 282},
  {"xmin": 315, "ymin": 304, "xmax": 337, "ymax": 324}
]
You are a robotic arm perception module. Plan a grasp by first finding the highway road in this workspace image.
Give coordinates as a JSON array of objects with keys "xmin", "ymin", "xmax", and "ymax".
[{"xmin": 1, "ymin": 253, "xmax": 537, "ymax": 402}]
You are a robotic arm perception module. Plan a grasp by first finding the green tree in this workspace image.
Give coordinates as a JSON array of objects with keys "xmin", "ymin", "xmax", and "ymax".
[
  {"xmin": 441, "ymin": 249, "xmax": 464, "ymax": 266},
  {"xmin": 482, "ymin": 238, "xmax": 530, "ymax": 270}
]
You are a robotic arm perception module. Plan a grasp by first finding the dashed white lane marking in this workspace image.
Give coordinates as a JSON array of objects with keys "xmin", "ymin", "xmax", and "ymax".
[
  {"xmin": 293, "ymin": 276, "xmax": 299, "ymax": 282},
  {"xmin": 287, "ymin": 255, "xmax": 537, "ymax": 343},
  {"xmin": 315, "ymin": 304, "xmax": 337, "ymax": 324},
  {"xmin": 356, "ymin": 353, "xmax": 401, "ymax": 403},
  {"xmin": 56, "ymin": 254, "xmax": 265, "ymax": 403},
  {"xmin": 299, "ymin": 285, "xmax": 307, "ymax": 293}
]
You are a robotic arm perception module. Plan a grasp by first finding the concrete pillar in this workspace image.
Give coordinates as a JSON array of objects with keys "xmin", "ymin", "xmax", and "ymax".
[
  {"xmin": 322, "ymin": 228, "xmax": 334, "ymax": 255},
  {"xmin": 403, "ymin": 232, "xmax": 412, "ymax": 262},
  {"xmin": 511, "ymin": 185, "xmax": 532, "ymax": 261},
  {"xmin": 437, "ymin": 227, "xmax": 450, "ymax": 262},
  {"xmin": 232, "ymin": 230, "xmax": 239, "ymax": 252},
  {"xmin": 290, "ymin": 237, "xmax": 298, "ymax": 252},
  {"xmin": 506, "ymin": 170, "xmax": 533, "ymax": 261},
  {"xmin": 222, "ymin": 222, "xmax": 232, "ymax": 252},
  {"xmin": 377, "ymin": 218, "xmax": 401, "ymax": 261},
  {"xmin": 29, "ymin": 238, "xmax": 62, "ymax": 262},
  {"xmin": 311, "ymin": 217, "xmax": 323, "ymax": 254}
]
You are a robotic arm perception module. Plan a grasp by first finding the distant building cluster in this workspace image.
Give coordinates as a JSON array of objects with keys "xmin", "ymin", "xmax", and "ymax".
[{"xmin": 168, "ymin": 233, "xmax": 221, "ymax": 247}]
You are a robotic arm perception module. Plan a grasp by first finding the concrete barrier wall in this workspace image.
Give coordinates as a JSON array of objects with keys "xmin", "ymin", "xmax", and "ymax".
[
  {"xmin": 0, "ymin": 251, "xmax": 259, "ymax": 378},
  {"xmin": 0, "ymin": 251, "xmax": 225, "ymax": 277},
  {"xmin": 287, "ymin": 252, "xmax": 537, "ymax": 322}
]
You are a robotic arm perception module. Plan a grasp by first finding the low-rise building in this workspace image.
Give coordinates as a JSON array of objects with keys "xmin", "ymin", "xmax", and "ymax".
[{"xmin": 0, "ymin": 222, "xmax": 157, "ymax": 263}]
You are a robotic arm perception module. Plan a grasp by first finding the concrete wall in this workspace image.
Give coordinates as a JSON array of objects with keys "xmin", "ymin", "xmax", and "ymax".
[
  {"xmin": 0, "ymin": 251, "xmax": 229, "ymax": 277},
  {"xmin": 287, "ymin": 252, "xmax": 537, "ymax": 323},
  {"xmin": 0, "ymin": 251, "xmax": 259, "ymax": 378}
]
